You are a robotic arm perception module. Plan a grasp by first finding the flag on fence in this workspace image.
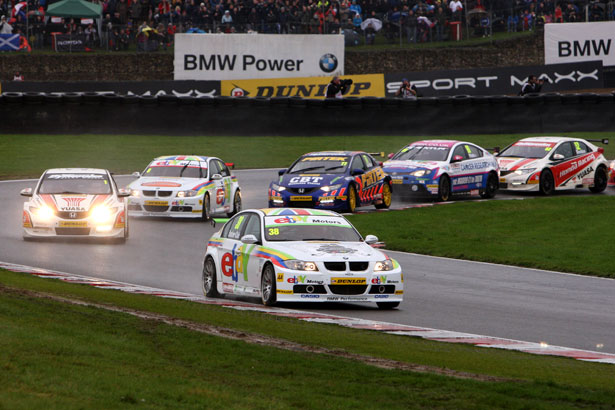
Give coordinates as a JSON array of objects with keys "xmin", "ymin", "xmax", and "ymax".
[{"xmin": 0, "ymin": 34, "xmax": 20, "ymax": 51}]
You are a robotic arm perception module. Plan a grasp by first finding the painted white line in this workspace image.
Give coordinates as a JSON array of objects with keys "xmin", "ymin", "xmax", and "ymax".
[{"xmin": 2, "ymin": 260, "xmax": 613, "ymax": 365}]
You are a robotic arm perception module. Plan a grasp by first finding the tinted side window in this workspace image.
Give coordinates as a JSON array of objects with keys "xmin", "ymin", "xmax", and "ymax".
[
  {"xmin": 465, "ymin": 145, "xmax": 483, "ymax": 159},
  {"xmin": 451, "ymin": 145, "xmax": 468, "ymax": 161},
  {"xmin": 208, "ymin": 160, "xmax": 220, "ymax": 178},
  {"xmin": 361, "ymin": 154, "xmax": 375, "ymax": 169},
  {"xmin": 573, "ymin": 141, "xmax": 590, "ymax": 155},
  {"xmin": 243, "ymin": 213, "xmax": 261, "ymax": 242},
  {"xmin": 216, "ymin": 160, "xmax": 231, "ymax": 177},
  {"xmin": 351, "ymin": 155, "xmax": 366, "ymax": 171},
  {"xmin": 222, "ymin": 214, "xmax": 247, "ymax": 239},
  {"xmin": 553, "ymin": 142, "xmax": 574, "ymax": 159}
]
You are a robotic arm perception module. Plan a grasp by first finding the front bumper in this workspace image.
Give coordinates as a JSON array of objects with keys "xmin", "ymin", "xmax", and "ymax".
[
  {"xmin": 273, "ymin": 268, "xmax": 404, "ymax": 303},
  {"xmin": 268, "ymin": 190, "xmax": 348, "ymax": 211},
  {"xmin": 498, "ymin": 173, "xmax": 540, "ymax": 192},
  {"xmin": 127, "ymin": 197, "xmax": 203, "ymax": 218},
  {"xmin": 390, "ymin": 175, "xmax": 439, "ymax": 197},
  {"xmin": 23, "ymin": 210, "xmax": 125, "ymax": 238}
]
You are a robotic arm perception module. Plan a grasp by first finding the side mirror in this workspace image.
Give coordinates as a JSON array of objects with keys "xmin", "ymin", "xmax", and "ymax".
[
  {"xmin": 451, "ymin": 155, "xmax": 464, "ymax": 163},
  {"xmin": 552, "ymin": 153, "xmax": 564, "ymax": 160},
  {"xmin": 598, "ymin": 147, "xmax": 605, "ymax": 154},
  {"xmin": 118, "ymin": 188, "xmax": 131, "ymax": 197},
  {"xmin": 351, "ymin": 168, "xmax": 365, "ymax": 176},
  {"xmin": 241, "ymin": 234, "xmax": 259, "ymax": 244},
  {"xmin": 211, "ymin": 173, "xmax": 223, "ymax": 180},
  {"xmin": 364, "ymin": 234, "xmax": 379, "ymax": 245},
  {"xmin": 131, "ymin": 171, "xmax": 141, "ymax": 177},
  {"xmin": 278, "ymin": 169, "xmax": 286, "ymax": 176},
  {"xmin": 20, "ymin": 187, "xmax": 33, "ymax": 197},
  {"xmin": 387, "ymin": 153, "xmax": 394, "ymax": 159}
]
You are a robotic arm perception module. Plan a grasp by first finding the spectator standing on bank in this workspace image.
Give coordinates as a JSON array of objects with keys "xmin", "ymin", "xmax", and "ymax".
[
  {"xmin": 519, "ymin": 75, "xmax": 544, "ymax": 95},
  {"xmin": 13, "ymin": 71, "xmax": 23, "ymax": 81},
  {"xmin": 85, "ymin": 23, "xmax": 98, "ymax": 47},
  {"xmin": 434, "ymin": 6, "xmax": 446, "ymax": 41},
  {"xmin": 449, "ymin": 0, "xmax": 463, "ymax": 21},
  {"xmin": 0, "ymin": 15, "xmax": 13, "ymax": 34}
]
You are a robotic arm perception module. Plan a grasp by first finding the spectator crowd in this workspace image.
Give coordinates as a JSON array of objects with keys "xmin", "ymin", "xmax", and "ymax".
[{"xmin": 0, "ymin": 0, "xmax": 614, "ymax": 51}]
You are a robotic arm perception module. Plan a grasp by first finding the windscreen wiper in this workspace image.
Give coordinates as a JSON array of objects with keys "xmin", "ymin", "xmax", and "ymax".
[{"xmin": 291, "ymin": 166, "xmax": 324, "ymax": 174}]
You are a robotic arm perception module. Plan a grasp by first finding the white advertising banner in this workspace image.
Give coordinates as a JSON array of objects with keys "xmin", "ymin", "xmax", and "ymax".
[
  {"xmin": 545, "ymin": 21, "xmax": 615, "ymax": 67},
  {"xmin": 174, "ymin": 34, "xmax": 345, "ymax": 80}
]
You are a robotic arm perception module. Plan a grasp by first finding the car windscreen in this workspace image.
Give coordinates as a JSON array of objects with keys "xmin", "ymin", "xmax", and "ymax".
[
  {"xmin": 287, "ymin": 156, "xmax": 350, "ymax": 174},
  {"xmin": 38, "ymin": 173, "xmax": 112, "ymax": 195},
  {"xmin": 392, "ymin": 145, "xmax": 450, "ymax": 161},
  {"xmin": 498, "ymin": 142, "xmax": 556, "ymax": 159},
  {"xmin": 264, "ymin": 215, "xmax": 362, "ymax": 242},
  {"xmin": 144, "ymin": 160, "xmax": 206, "ymax": 178}
]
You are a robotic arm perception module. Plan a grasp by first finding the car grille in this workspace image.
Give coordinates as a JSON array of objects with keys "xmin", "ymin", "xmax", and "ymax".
[
  {"xmin": 324, "ymin": 262, "xmax": 346, "ymax": 271},
  {"xmin": 143, "ymin": 190, "xmax": 173, "ymax": 197},
  {"xmin": 144, "ymin": 205, "xmax": 169, "ymax": 212},
  {"xmin": 368, "ymin": 285, "xmax": 396, "ymax": 294},
  {"xmin": 500, "ymin": 171, "xmax": 513, "ymax": 176},
  {"xmin": 499, "ymin": 183, "xmax": 508, "ymax": 189},
  {"xmin": 55, "ymin": 228, "xmax": 91, "ymax": 235},
  {"xmin": 56, "ymin": 211, "xmax": 88, "ymax": 219},
  {"xmin": 128, "ymin": 204, "xmax": 142, "ymax": 211},
  {"xmin": 287, "ymin": 201, "xmax": 315, "ymax": 208},
  {"xmin": 170, "ymin": 206, "xmax": 193, "ymax": 212},
  {"xmin": 329, "ymin": 285, "xmax": 368, "ymax": 295},
  {"xmin": 349, "ymin": 262, "xmax": 369, "ymax": 271},
  {"xmin": 288, "ymin": 187, "xmax": 319, "ymax": 194}
]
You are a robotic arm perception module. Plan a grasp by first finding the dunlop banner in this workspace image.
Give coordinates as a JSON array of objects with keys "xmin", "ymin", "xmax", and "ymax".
[{"xmin": 221, "ymin": 74, "xmax": 385, "ymax": 99}]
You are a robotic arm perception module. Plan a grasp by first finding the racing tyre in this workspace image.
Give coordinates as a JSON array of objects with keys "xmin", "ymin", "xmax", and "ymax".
[
  {"xmin": 201, "ymin": 193, "xmax": 211, "ymax": 221},
  {"xmin": 261, "ymin": 264, "xmax": 277, "ymax": 306},
  {"xmin": 375, "ymin": 183, "xmax": 392, "ymax": 209},
  {"xmin": 377, "ymin": 302, "xmax": 400, "ymax": 310},
  {"xmin": 227, "ymin": 190, "xmax": 242, "ymax": 217},
  {"xmin": 437, "ymin": 175, "xmax": 451, "ymax": 202},
  {"xmin": 539, "ymin": 169, "xmax": 555, "ymax": 195},
  {"xmin": 589, "ymin": 166, "xmax": 608, "ymax": 193},
  {"xmin": 480, "ymin": 172, "xmax": 498, "ymax": 199},
  {"xmin": 202, "ymin": 257, "xmax": 220, "ymax": 298},
  {"xmin": 347, "ymin": 185, "xmax": 357, "ymax": 213}
]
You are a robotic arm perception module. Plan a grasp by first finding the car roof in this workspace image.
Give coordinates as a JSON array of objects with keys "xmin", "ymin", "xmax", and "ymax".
[
  {"xmin": 516, "ymin": 136, "xmax": 576, "ymax": 143},
  {"xmin": 258, "ymin": 208, "xmax": 341, "ymax": 217},
  {"xmin": 411, "ymin": 139, "xmax": 461, "ymax": 146},
  {"xmin": 45, "ymin": 168, "xmax": 108, "ymax": 174},
  {"xmin": 154, "ymin": 155, "xmax": 210, "ymax": 161},
  {"xmin": 304, "ymin": 151, "xmax": 363, "ymax": 156}
]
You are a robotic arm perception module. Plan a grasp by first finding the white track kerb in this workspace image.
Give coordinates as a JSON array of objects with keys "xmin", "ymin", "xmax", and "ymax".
[{"xmin": 2, "ymin": 260, "xmax": 614, "ymax": 365}]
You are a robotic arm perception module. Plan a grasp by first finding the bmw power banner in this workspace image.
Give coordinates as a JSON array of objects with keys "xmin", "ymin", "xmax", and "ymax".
[
  {"xmin": 174, "ymin": 34, "xmax": 344, "ymax": 81},
  {"xmin": 220, "ymin": 74, "xmax": 384, "ymax": 99}
]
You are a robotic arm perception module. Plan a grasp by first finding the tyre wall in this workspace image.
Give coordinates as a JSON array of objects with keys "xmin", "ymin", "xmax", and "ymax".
[{"xmin": 1, "ymin": 92, "xmax": 614, "ymax": 136}]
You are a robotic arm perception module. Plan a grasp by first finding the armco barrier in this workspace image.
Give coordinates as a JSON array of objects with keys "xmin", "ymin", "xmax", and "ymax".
[{"xmin": 0, "ymin": 92, "xmax": 614, "ymax": 136}]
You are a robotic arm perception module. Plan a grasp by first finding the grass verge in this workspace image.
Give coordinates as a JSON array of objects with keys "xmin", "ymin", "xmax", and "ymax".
[
  {"xmin": 1, "ymin": 268, "xmax": 615, "ymax": 409},
  {"xmin": 1, "ymin": 132, "xmax": 613, "ymax": 180},
  {"xmin": 347, "ymin": 196, "xmax": 615, "ymax": 278}
]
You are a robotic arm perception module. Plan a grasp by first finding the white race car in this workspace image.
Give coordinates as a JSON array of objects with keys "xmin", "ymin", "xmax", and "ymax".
[
  {"xmin": 202, "ymin": 208, "xmax": 403, "ymax": 309},
  {"xmin": 497, "ymin": 137, "xmax": 609, "ymax": 194},
  {"xmin": 382, "ymin": 140, "xmax": 500, "ymax": 201},
  {"xmin": 608, "ymin": 160, "xmax": 615, "ymax": 188},
  {"xmin": 127, "ymin": 155, "xmax": 241, "ymax": 220},
  {"xmin": 20, "ymin": 168, "xmax": 130, "ymax": 241}
]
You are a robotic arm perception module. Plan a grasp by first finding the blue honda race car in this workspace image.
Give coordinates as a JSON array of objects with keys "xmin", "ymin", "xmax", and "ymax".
[{"xmin": 268, "ymin": 151, "xmax": 392, "ymax": 212}]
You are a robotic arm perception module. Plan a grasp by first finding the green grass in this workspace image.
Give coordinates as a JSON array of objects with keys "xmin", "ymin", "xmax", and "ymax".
[
  {"xmin": 1, "ymin": 268, "xmax": 615, "ymax": 409},
  {"xmin": 348, "ymin": 196, "xmax": 615, "ymax": 278},
  {"xmin": 1, "ymin": 132, "xmax": 613, "ymax": 180}
]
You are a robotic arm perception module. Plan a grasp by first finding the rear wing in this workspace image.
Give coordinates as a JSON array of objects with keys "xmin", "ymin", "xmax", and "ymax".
[
  {"xmin": 485, "ymin": 147, "xmax": 501, "ymax": 154},
  {"xmin": 586, "ymin": 138, "xmax": 609, "ymax": 145},
  {"xmin": 211, "ymin": 218, "xmax": 230, "ymax": 228},
  {"xmin": 368, "ymin": 152, "xmax": 386, "ymax": 157},
  {"xmin": 225, "ymin": 162, "xmax": 235, "ymax": 169}
]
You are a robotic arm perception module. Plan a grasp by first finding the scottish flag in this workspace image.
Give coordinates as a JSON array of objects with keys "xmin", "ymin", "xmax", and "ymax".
[{"xmin": 0, "ymin": 34, "xmax": 20, "ymax": 51}]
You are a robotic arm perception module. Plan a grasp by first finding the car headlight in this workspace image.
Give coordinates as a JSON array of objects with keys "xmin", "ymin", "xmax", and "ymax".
[
  {"xmin": 130, "ymin": 189, "xmax": 141, "ymax": 197},
  {"xmin": 33, "ymin": 205, "xmax": 55, "ymax": 221},
  {"xmin": 177, "ymin": 190, "xmax": 198, "ymax": 198},
  {"xmin": 285, "ymin": 260, "xmax": 319, "ymax": 271},
  {"xmin": 320, "ymin": 184, "xmax": 343, "ymax": 193},
  {"xmin": 410, "ymin": 169, "xmax": 427, "ymax": 177},
  {"xmin": 271, "ymin": 183, "xmax": 286, "ymax": 192},
  {"xmin": 90, "ymin": 205, "xmax": 115, "ymax": 224},
  {"xmin": 374, "ymin": 260, "xmax": 394, "ymax": 272},
  {"xmin": 514, "ymin": 168, "xmax": 536, "ymax": 175}
]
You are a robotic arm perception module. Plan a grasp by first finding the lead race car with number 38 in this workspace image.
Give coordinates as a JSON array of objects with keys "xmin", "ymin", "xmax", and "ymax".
[
  {"xmin": 496, "ymin": 137, "xmax": 609, "ymax": 194},
  {"xmin": 202, "ymin": 208, "xmax": 403, "ymax": 309}
]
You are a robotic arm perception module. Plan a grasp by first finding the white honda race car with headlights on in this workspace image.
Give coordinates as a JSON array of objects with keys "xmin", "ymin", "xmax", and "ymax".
[
  {"xmin": 20, "ymin": 168, "xmax": 130, "ymax": 241},
  {"xmin": 497, "ymin": 137, "xmax": 609, "ymax": 194},
  {"xmin": 127, "ymin": 155, "xmax": 241, "ymax": 220},
  {"xmin": 202, "ymin": 208, "xmax": 403, "ymax": 309}
]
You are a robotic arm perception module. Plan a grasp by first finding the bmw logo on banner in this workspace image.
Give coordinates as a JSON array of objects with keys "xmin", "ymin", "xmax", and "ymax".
[{"xmin": 319, "ymin": 54, "xmax": 338, "ymax": 73}]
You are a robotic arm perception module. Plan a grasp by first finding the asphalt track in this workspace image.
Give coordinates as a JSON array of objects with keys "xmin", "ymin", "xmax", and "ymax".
[{"xmin": 1, "ymin": 169, "xmax": 615, "ymax": 354}]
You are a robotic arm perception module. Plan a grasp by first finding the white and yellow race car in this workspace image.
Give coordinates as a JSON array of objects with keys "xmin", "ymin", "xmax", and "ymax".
[
  {"xmin": 21, "ymin": 168, "xmax": 130, "ymax": 241},
  {"xmin": 202, "ymin": 208, "xmax": 403, "ymax": 309},
  {"xmin": 127, "ymin": 155, "xmax": 241, "ymax": 220}
]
